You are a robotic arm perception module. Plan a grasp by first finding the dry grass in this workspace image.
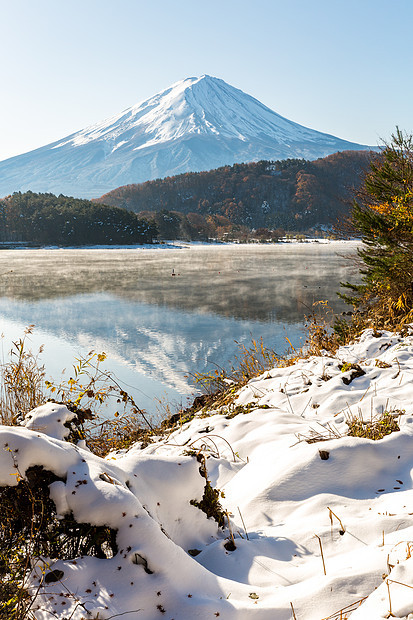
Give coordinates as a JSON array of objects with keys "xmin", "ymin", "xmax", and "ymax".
[
  {"xmin": 346, "ymin": 410, "xmax": 402, "ymax": 440},
  {"xmin": 191, "ymin": 337, "xmax": 279, "ymax": 396},
  {"xmin": 86, "ymin": 412, "xmax": 156, "ymax": 457},
  {"xmin": 294, "ymin": 421, "xmax": 342, "ymax": 445},
  {"xmin": 320, "ymin": 596, "xmax": 368, "ymax": 620},
  {"xmin": 0, "ymin": 329, "xmax": 160, "ymax": 458},
  {"xmin": 0, "ymin": 326, "xmax": 46, "ymax": 426},
  {"xmin": 188, "ymin": 337, "xmax": 287, "ymax": 413},
  {"xmin": 187, "ymin": 303, "xmax": 362, "ymax": 416}
]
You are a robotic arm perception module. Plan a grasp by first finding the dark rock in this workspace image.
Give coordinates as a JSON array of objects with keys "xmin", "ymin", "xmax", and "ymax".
[
  {"xmin": 224, "ymin": 540, "xmax": 236, "ymax": 551},
  {"xmin": 44, "ymin": 569, "xmax": 64, "ymax": 584}
]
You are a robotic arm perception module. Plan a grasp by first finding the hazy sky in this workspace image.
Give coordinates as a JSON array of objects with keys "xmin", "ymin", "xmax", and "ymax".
[{"xmin": 0, "ymin": 0, "xmax": 412, "ymax": 161}]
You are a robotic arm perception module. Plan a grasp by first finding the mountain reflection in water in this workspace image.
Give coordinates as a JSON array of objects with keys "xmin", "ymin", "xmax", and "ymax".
[{"xmin": 0, "ymin": 243, "xmax": 359, "ymax": 415}]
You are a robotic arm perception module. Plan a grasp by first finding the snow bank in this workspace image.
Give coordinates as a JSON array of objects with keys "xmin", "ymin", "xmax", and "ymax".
[{"xmin": 3, "ymin": 328, "xmax": 413, "ymax": 618}]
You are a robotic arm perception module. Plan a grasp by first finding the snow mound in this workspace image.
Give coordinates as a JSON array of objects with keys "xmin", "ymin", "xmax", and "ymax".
[
  {"xmin": 2, "ymin": 327, "xmax": 413, "ymax": 618},
  {"xmin": 23, "ymin": 402, "xmax": 76, "ymax": 440}
]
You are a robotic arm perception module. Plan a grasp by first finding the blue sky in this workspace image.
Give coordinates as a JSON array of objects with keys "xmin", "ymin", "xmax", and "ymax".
[{"xmin": 0, "ymin": 0, "xmax": 412, "ymax": 161}]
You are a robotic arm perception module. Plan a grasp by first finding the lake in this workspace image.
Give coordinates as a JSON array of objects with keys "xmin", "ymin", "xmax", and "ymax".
[{"xmin": 0, "ymin": 242, "xmax": 360, "ymax": 419}]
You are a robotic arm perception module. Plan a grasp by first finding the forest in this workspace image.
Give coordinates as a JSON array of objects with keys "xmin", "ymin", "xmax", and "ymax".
[
  {"xmin": 0, "ymin": 191, "xmax": 158, "ymax": 245},
  {"xmin": 98, "ymin": 150, "xmax": 375, "ymax": 238},
  {"xmin": 0, "ymin": 151, "xmax": 377, "ymax": 245}
]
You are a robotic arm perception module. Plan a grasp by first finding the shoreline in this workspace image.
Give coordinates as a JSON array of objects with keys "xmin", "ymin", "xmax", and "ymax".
[{"xmin": 0, "ymin": 238, "xmax": 361, "ymax": 251}]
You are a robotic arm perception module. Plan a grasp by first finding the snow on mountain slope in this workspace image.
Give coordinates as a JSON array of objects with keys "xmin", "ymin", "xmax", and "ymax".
[{"xmin": 0, "ymin": 75, "xmax": 371, "ymax": 199}]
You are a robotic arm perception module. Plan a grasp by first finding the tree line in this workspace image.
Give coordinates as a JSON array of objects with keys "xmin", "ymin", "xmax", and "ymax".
[
  {"xmin": 0, "ymin": 192, "xmax": 158, "ymax": 245},
  {"xmin": 98, "ymin": 151, "xmax": 375, "ymax": 234},
  {"xmin": 0, "ymin": 150, "xmax": 378, "ymax": 246}
]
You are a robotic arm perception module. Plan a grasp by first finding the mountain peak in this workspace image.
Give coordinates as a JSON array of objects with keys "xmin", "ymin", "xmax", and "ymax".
[{"xmin": 0, "ymin": 76, "xmax": 371, "ymax": 199}]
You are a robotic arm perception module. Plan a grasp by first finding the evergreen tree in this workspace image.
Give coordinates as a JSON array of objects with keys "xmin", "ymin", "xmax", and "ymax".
[
  {"xmin": 0, "ymin": 192, "xmax": 158, "ymax": 246},
  {"xmin": 341, "ymin": 128, "xmax": 413, "ymax": 326}
]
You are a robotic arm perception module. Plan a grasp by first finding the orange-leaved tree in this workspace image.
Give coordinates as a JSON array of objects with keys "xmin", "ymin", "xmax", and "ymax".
[{"xmin": 341, "ymin": 128, "xmax": 413, "ymax": 327}]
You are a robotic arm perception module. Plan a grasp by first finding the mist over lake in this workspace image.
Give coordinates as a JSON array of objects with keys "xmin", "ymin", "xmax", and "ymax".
[{"xmin": 0, "ymin": 242, "xmax": 359, "ymax": 416}]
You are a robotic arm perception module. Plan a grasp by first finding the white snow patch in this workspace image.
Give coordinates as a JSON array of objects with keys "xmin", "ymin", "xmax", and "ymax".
[
  {"xmin": 23, "ymin": 402, "xmax": 76, "ymax": 440},
  {"xmin": 2, "ymin": 327, "xmax": 413, "ymax": 617}
]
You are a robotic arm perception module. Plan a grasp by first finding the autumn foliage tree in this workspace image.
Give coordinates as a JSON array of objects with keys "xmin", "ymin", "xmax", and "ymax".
[
  {"xmin": 98, "ymin": 152, "xmax": 371, "ymax": 233},
  {"xmin": 341, "ymin": 128, "xmax": 413, "ymax": 326}
]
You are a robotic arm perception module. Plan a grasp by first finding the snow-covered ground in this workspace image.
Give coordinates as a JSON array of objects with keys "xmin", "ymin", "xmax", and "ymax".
[{"xmin": 2, "ymin": 327, "xmax": 413, "ymax": 618}]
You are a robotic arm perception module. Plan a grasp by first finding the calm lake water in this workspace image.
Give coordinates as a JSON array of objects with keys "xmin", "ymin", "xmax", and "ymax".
[{"xmin": 0, "ymin": 242, "xmax": 359, "ymax": 418}]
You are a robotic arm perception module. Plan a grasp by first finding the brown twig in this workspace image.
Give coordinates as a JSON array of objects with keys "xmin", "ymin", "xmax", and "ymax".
[
  {"xmin": 237, "ymin": 506, "xmax": 249, "ymax": 541},
  {"xmin": 320, "ymin": 596, "xmax": 368, "ymax": 619},
  {"xmin": 327, "ymin": 506, "xmax": 345, "ymax": 533},
  {"xmin": 315, "ymin": 534, "xmax": 326, "ymax": 575},
  {"xmin": 386, "ymin": 579, "xmax": 396, "ymax": 617}
]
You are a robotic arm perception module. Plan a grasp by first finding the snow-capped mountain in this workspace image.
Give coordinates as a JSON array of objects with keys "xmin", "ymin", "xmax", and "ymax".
[{"xmin": 0, "ymin": 75, "xmax": 371, "ymax": 199}]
